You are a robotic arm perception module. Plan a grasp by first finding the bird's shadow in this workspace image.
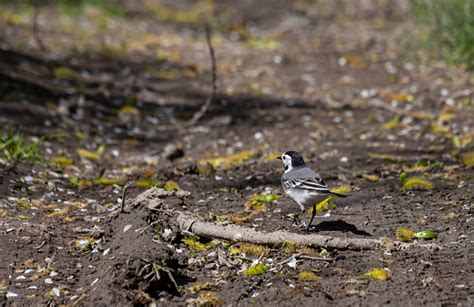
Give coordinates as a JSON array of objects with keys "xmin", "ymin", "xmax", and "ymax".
[{"xmin": 309, "ymin": 220, "xmax": 372, "ymax": 236}]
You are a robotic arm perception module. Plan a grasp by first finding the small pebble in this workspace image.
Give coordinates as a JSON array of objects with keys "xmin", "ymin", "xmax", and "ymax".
[
  {"xmin": 204, "ymin": 263, "xmax": 216, "ymax": 269},
  {"xmin": 6, "ymin": 292, "xmax": 18, "ymax": 298},
  {"xmin": 254, "ymin": 131, "xmax": 263, "ymax": 140},
  {"xmin": 440, "ymin": 88, "xmax": 449, "ymax": 96},
  {"xmin": 52, "ymin": 288, "xmax": 60, "ymax": 297},
  {"xmin": 338, "ymin": 57, "xmax": 347, "ymax": 66}
]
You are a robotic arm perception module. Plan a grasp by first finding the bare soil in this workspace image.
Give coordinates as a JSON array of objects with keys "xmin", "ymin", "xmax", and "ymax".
[{"xmin": 1, "ymin": 1, "xmax": 473, "ymax": 306}]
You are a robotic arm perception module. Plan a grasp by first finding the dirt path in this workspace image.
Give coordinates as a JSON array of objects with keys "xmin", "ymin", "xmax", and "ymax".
[{"xmin": 1, "ymin": 1, "xmax": 473, "ymax": 305}]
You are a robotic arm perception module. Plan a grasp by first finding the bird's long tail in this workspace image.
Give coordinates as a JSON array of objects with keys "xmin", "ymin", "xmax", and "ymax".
[{"xmin": 329, "ymin": 191, "xmax": 348, "ymax": 198}]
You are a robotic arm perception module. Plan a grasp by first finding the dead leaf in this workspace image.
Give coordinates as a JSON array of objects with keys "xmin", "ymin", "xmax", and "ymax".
[
  {"xmin": 264, "ymin": 153, "xmax": 281, "ymax": 161},
  {"xmin": 297, "ymin": 271, "xmax": 320, "ymax": 281},
  {"xmin": 362, "ymin": 268, "xmax": 391, "ymax": 281},
  {"xmin": 50, "ymin": 156, "xmax": 74, "ymax": 166},
  {"xmin": 229, "ymin": 243, "xmax": 269, "ymax": 256},
  {"xmin": 460, "ymin": 152, "xmax": 474, "ymax": 168},
  {"xmin": 368, "ymin": 153, "xmax": 404, "ymax": 163},
  {"xmin": 343, "ymin": 289, "xmax": 366, "ymax": 297},
  {"xmin": 164, "ymin": 180, "xmax": 180, "ymax": 191},
  {"xmin": 383, "ymin": 91, "xmax": 414, "ymax": 103},
  {"xmin": 47, "ymin": 208, "xmax": 69, "ymax": 218},
  {"xmin": 402, "ymin": 177, "xmax": 433, "ymax": 191},
  {"xmin": 396, "ymin": 228, "xmax": 415, "ymax": 241},
  {"xmin": 0, "ymin": 276, "xmax": 6, "ymax": 290},
  {"xmin": 189, "ymin": 282, "xmax": 214, "ymax": 294},
  {"xmin": 53, "ymin": 67, "xmax": 82, "ymax": 81},
  {"xmin": 135, "ymin": 178, "xmax": 160, "ymax": 188},
  {"xmin": 199, "ymin": 150, "xmax": 254, "ymax": 169},
  {"xmin": 93, "ymin": 176, "xmax": 127, "ymax": 186},
  {"xmin": 77, "ymin": 149, "xmax": 99, "ymax": 161},
  {"xmin": 198, "ymin": 291, "xmax": 224, "ymax": 306},
  {"xmin": 439, "ymin": 212, "xmax": 458, "ymax": 221},
  {"xmin": 363, "ymin": 174, "xmax": 380, "ymax": 182},
  {"xmin": 119, "ymin": 106, "xmax": 140, "ymax": 116},
  {"xmin": 341, "ymin": 55, "xmax": 364, "ymax": 69}
]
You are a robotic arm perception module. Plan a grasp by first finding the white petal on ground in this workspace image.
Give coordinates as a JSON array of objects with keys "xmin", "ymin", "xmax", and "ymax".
[
  {"xmin": 123, "ymin": 224, "xmax": 132, "ymax": 233},
  {"xmin": 287, "ymin": 255, "xmax": 297, "ymax": 269},
  {"xmin": 52, "ymin": 287, "xmax": 60, "ymax": 297},
  {"xmin": 6, "ymin": 292, "xmax": 18, "ymax": 298}
]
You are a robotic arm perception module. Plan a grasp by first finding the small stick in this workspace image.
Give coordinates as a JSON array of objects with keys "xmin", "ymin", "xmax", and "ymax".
[
  {"xmin": 121, "ymin": 185, "xmax": 129, "ymax": 213},
  {"xmin": 164, "ymin": 267, "xmax": 180, "ymax": 292},
  {"xmin": 46, "ymin": 250, "xmax": 57, "ymax": 269},
  {"xmin": 299, "ymin": 255, "xmax": 335, "ymax": 262},
  {"xmin": 139, "ymin": 220, "xmax": 160, "ymax": 234},
  {"xmin": 185, "ymin": 24, "xmax": 217, "ymax": 127},
  {"xmin": 275, "ymin": 253, "xmax": 301, "ymax": 266},
  {"xmin": 31, "ymin": 0, "xmax": 46, "ymax": 51},
  {"xmin": 35, "ymin": 240, "xmax": 46, "ymax": 250},
  {"xmin": 368, "ymin": 99, "xmax": 409, "ymax": 116}
]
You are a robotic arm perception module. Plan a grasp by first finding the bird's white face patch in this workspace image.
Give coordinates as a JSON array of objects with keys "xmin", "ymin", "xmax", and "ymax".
[{"xmin": 281, "ymin": 153, "xmax": 293, "ymax": 173}]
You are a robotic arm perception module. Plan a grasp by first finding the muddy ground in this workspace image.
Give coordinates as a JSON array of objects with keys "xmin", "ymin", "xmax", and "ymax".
[{"xmin": 1, "ymin": 1, "xmax": 473, "ymax": 306}]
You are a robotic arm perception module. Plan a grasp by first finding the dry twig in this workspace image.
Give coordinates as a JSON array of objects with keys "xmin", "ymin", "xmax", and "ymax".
[
  {"xmin": 31, "ymin": 0, "xmax": 46, "ymax": 51},
  {"xmin": 185, "ymin": 24, "xmax": 217, "ymax": 127},
  {"xmin": 139, "ymin": 220, "xmax": 160, "ymax": 235},
  {"xmin": 121, "ymin": 185, "xmax": 129, "ymax": 213}
]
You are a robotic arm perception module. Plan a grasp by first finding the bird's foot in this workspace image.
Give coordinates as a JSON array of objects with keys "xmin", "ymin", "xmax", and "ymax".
[
  {"xmin": 289, "ymin": 213, "xmax": 309, "ymax": 231},
  {"xmin": 291, "ymin": 214, "xmax": 301, "ymax": 226}
]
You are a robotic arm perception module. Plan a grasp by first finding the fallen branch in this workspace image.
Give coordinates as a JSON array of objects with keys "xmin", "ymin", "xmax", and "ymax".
[
  {"xmin": 185, "ymin": 24, "xmax": 217, "ymax": 127},
  {"xmin": 176, "ymin": 213, "xmax": 440, "ymax": 251}
]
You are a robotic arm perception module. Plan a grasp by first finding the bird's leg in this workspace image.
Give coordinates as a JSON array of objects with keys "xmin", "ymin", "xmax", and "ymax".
[
  {"xmin": 307, "ymin": 204, "xmax": 317, "ymax": 230},
  {"xmin": 292, "ymin": 213, "xmax": 301, "ymax": 226}
]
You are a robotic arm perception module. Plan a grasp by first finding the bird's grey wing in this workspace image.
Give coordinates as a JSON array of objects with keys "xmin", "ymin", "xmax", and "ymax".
[
  {"xmin": 282, "ymin": 168, "xmax": 331, "ymax": 194},
  {"xmin": 284, "ymin": 178, "xmax": 331, "ymax": 194}
]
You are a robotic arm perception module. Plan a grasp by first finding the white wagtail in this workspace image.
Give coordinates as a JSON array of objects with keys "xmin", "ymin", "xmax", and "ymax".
[{"xmin": 277, "ymin": 151, "xmax": 347, "ymax": 229}]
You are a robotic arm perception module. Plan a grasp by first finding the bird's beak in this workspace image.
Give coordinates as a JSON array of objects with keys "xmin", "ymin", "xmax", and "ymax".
[{"xmin": 276, "ymin": 156, "xmax": 282, "ymax": 160}]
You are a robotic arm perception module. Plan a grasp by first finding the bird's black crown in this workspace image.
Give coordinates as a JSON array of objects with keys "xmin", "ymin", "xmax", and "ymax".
[{"xmin": 284, "ymin": 151, "xmax": 306, "ymax": 167}]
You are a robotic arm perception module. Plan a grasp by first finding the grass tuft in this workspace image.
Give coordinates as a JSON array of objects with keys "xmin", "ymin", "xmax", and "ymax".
[
  {"xmin": 57, "ymin": 0, "xmax": 125, "ymax": 17},
  {"xmin": 0, "ymin": 130, "xmax": 42, "ymax": 163},
  {"xmin": 414, "ymin": 0, "xmax": 474, "ymax": 69}
]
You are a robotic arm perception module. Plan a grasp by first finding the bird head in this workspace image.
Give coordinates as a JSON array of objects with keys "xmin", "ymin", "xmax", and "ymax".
[{"xmin": 277, "ymin": 151, "xmax": 306, "ymax": 171}]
